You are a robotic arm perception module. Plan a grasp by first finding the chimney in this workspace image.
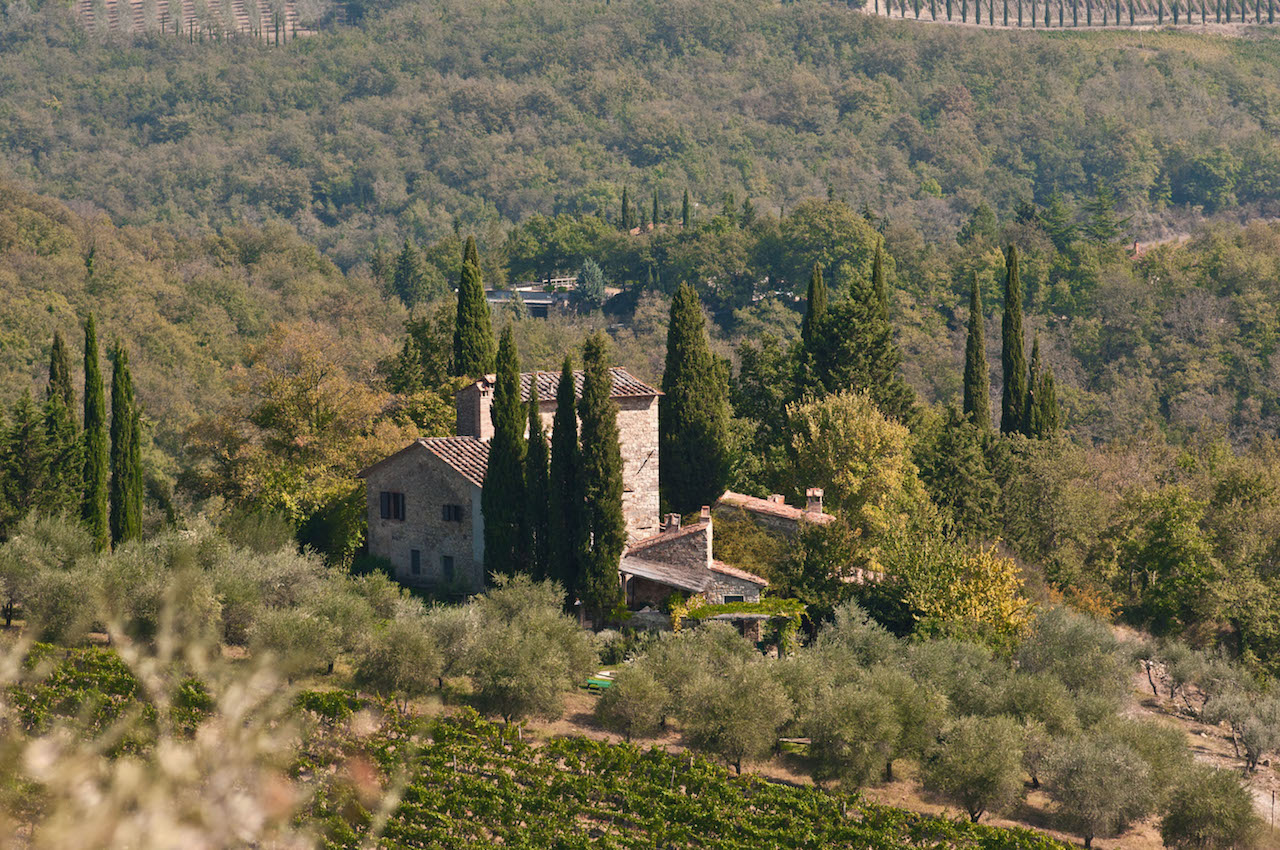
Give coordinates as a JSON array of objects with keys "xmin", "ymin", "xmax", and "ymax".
[
  {"xmin": 699, "ymin": 505, "xmax": 711, "ymax": 522},
  {"xmin": 768, "ymin": 494, "xmax": 785, "ymax": 504},
  {"xmin": 663, "ymin": 513, "xmax": 681, "ymax": 533},
  {"xmin": 806, "ymin": 488, "xmax": 824, "ymax": 513}
]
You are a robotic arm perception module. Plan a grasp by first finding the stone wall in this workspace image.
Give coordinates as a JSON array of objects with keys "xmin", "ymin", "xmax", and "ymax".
[
  {"xmin": 706, "ymin": 571, "xmax": 763, "ymax": 605},
  {"xmin": 617, "ymin": 395, "xmax": 660, "ymax": 540},
  {"xmin": 364, "ymin": 447, "xmax": 484, "ymax": 592}
]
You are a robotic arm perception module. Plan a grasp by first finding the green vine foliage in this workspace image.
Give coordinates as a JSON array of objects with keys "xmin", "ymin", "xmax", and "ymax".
[{"xmin": 302, "ymin": 705, "xmax": 1069, "ymax": 850}]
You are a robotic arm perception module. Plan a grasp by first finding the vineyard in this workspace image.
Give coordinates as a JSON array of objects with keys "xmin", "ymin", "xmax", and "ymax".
[
  {"xmin": 863, "ymin": 0, "xmax": 1278, "ymax": 27},
  {"xmin": 301, "ymin": 705, "xmax": 1070, "ymax": 850}
]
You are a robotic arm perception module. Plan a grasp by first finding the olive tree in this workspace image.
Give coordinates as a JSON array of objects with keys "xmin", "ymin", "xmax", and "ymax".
[
  {"xmin": 595, "ymin": 664, "xmax": 668, "ymax": 742},
  {"xmin": 922, "ymin": 715, "xmax": 1025, "ymax": 823},
  {"xmin": 1046, "ymin": 736, "xmax": 1154, "ymax": 848},
  {"xmin": 1160, "ymin": 764, "xmax": 1261, "ymax": 850},
  {"xmin": 807, "ymin": 681, "xmax": 900, "ymax": 788},
  {"xmin": 680, "ymin": 658, "xmax": 792, "ymax": 774},
  {"xmin": 354, "ymin": 614, "xmax": 443, "ymax": 710}
]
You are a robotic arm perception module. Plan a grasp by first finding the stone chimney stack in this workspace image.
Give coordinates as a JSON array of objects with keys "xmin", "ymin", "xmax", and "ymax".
[
  {"xmin": 767, "ymin": 494, "xmax": 785, "ymax": 504},
  {"xmin": 456, "ymin": 377, "xmax": 496, "ymax": 441},
  {"xmin": 805, "ymin": 488, "xmax": 824, "ymax": 513},
  {"xmin": 699, "ymin": 505, "xmax": 711, "ymax": 522},
  {"xmin": 663, "ymin": 513, "xmax": 681, "ymax": 533}
]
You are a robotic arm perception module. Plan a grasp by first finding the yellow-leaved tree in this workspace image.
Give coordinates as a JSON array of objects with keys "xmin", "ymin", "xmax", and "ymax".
[{"xmin": 185, "ymin": 322, "xmax": 422, "ymax": 562}]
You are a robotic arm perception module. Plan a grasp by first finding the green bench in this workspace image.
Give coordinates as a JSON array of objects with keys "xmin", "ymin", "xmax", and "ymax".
[{"xmin": 584, "ymin": 677, "xmax": 613, "ymax": 693}]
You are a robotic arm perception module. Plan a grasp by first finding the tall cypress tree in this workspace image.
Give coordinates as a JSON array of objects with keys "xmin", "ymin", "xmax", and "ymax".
[
  {"xmin": 1035, "ymin": 368, "xmax": 1060, "ymax": 437},
  {"xmin": 482, "ymin": 327, "xmax": 527, "ymax": 576},
  {"xmin": 620, "ymin": 187, "xmax": 632, "ymax": 232},
  {"xmin": 651, "ymin": 189, "xmax": 660, "ymax": 227},
  {"xmin": 48, "ymin": 331, "xmax": 76, "ymax": 413},
  {"xmin": 524, "ymin": 379, "xmax": 551, "ymax": 581},
  {"xmin": 660, "ymin": 284, "xmax": 729, "ymax": 516},
  {"xmin": 682, "ymin": 189, "xmax": 691, "ymax": 228},
  {"xmin": 1000, "ymin": 245, "xmax": 1029, "ymax": 435},
  {"xmin": 963, "ymin": 273, "xmax": 992, "ymax": 430},
  {"xmin": 801, "ymin": 263, "xmax": 828, "ymax": 345},
  {"xmin": 44, "ymin": 389, "xmax": 81, "ymax": 518},
  {"xmin": 452, "ymin": 237, "xmax": 497, "ymax": 378},
  {"xmin": 108, "ymin": 344, "xmax": 142, "ymax": 547},
  {"xmin": 548, "ymin": 355, "xmax": 582, "ymax": 605},
  {"xmin": 577, "ymin": 333, "xmax": 626, "ymax": 625},
  {"xmin": 1024, "ymin": 336, "xmax": 1041, "ymax": 437},
  {"xmin": 81, "ymin": 315, "xmax": 109, "ymax": 552},
  {"xmin": 871, "ymin": 241, "xmax": 889, "ymax": 321},
  {"xmin": 463, "ymin": 234, "xmax": 480, "ymax": 270}
]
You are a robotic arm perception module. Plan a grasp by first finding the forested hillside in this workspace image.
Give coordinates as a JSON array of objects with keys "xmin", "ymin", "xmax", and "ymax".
[{"xmin": 2, "ymin": 0, "xmax": 1280, "ymax": 268}]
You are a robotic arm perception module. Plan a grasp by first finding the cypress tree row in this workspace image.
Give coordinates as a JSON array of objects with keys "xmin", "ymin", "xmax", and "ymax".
[
  {"xmin": 81, "ymin": 315, "xmax": 110, "ymax": 552},
  {"xmin": 577, "ymin": 332, "xmax": 626, "ymax": 625},
  {"xmin": 801, "ymin": 263, "xmax": 828, "ymax": 345},
  {"xmin": 1000, "ymin": 245, "xmax": 1029, "ymax": 435},
  {"xmin": 481, "ymin": 327, "xmax": 527, "ymax": 576},
  {"xmin": 659, "ymin": 283, "xmax": 729, "ymax": 516},
  {"xmin": 524, "ymin": 380, "xmax": 551, "ymax": 581},
  {"xmin": 452, "ymin": 236, "xmax": 497, "ymax": 378},
  {"xmin": 963, "ymin": 273, "xmax": 992, "ymax": 430},
  {"xmin": 108, "ymin": 343, "xmax": 142, "ymax": 547},
  {"xmin": 548, "ymin": 355, "xmax": 583, "ymax": 606}
]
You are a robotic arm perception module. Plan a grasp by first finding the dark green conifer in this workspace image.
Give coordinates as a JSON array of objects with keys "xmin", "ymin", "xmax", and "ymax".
[
  {"xmin": 871, "ymin": 241, "xmax": 889, "ymax": 320},
  {"xmin": 108, "ymin": 344, "xmax": 142, "ymax": 547},
  {"xmin": 1027, "ymin": 339, "xmax": 1060, "ymax": 438},
  {"xmin": 47, "ymin": 331, "xmax": 76, "ymax": 413},
  {"xmin": 621, "ymin": 187, "xmax": 632, "ymax": 232},
  {"xmin": 660, "ymin": 284, "xmax": 729, "ymax": 516},
  {"xmin": 452, "ymin": 237, "xmax": 496, "ymax": 378},
  {"xmin": 652, "ymin": 188, "xmax": 660, "ymax": 227},
  {"xmin": 463, "ymin": 234, "xmax": 480, "ymax": 269},
  {"xmin": 482, "ymin": 327, "xmax": 527, "ymax": 575},
  {"xmin": 577, "ymin": 333, "xmax": 625, "ymax": 625},
  {"xmin": 963, "ymin": 273, "xmax": 992, "ymax": 430},
  {"xmin": 1024, "ymin": 336, "xmax": 1041, "ymax": 437},
  {"xmin": 916, "ymin": 407, "xmax": 999, "ymax": 539},
  {"xmin": 1000, "ymin": 246, "xmax": 1029, "ymax": 435},
  {"xmin": 524, "ymin": 379, "xmax": 551, "ymax": 581},
  {"xmin": 44, "ymin": 389, "xmax": 81, "ymax": 517},
  {"xmin": 682, "ymin": 189, "xmax": 691, "ymax": 228},
  {"xmin": 81, "ymin": 315, "xmax": 110, "ymax": 552},
  {"xmin": 392, "ymin": 239, "xmax": 426, "ymax": 309},
  {"xmin": 4, "ymin": 392, "xmax": 49, "ymax": 524},
  {"xmin": 809, "ymin": 260, "xmax": 915, "ymax": 421},
  {"xmin": 801, "ymin": 263, "xmax": 828, "ymax": 345},
  {"xmin": 548, "ymin": 355, "xmax": 583, "ymax": 605}
]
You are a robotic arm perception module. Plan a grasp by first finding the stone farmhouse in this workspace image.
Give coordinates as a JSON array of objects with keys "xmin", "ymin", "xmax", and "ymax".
[
  {"xmin": 360, "ymin": 367, "xmax": 662, "ymax": 593},
  {"xmin": 713, "ymin": 488, "xmax": 833, "ymax": 536},
  {"xmin": 621, "ymin": 508, "xmax": 768, "ymax": 608}
]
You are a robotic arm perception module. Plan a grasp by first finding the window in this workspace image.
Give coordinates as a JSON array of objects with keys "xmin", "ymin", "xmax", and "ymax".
[
  {"xmin": 442, "ymin": 555, "xmax": 455, "ymax": 582},
  {"xmin": 379, "ymin": 491, "xmax": 405, "ymax": 521},
  {"xmin": 409, "ymin": 549, "xmax": 421, "ymax": 576},
  {"xmin": 442, "ymin": 504, "xmax": 464, "ymax": 522},
  {"xmin": 723, "ymin": 595, "xmax": 745, "ymax": 604}
]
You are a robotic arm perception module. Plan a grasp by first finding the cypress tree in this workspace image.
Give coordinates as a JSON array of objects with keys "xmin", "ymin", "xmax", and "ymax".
[
  {"xmin": 48, "ymin": 331, "xmax": 76, "ymax": 413},
  {"xmin": 801, "ymin": 263, "xmax": 828, "ymax": 345},
  {"xmin": 463, "ymin": 234, "xmax": 479, "ymax": 270},
  {"xmin": 1024, "ymin": 336, "xmax": 1042, "ymax": 437},
  {"xmin": 452, "ymin": 237, "xmax": 497, "ymax": 378},
  {"xmin": 1000, "ymin": 246, "xmax": 1029, "ymax": 435},
  {"xmin": 108, "ymin": 344, "xmax": 142, "ymax": 547},
  {"xmin": 659, "ymin": 284, "xmax": 729, "ymax": 516},
  {"xmin": 871, "ymin": 241, "xmax": 889, "ymax": 321},
  {"xmin": 577, "ymin": 333, "xmax": 626, "ymax": 625},
  {"xmin": 963, "ymin": 273, "xmax": 992, "ymax": 429},
  {"xmin": 44, "ymin": 389, "xmax": 81, "ymax": 518},
  {"xmin": 1036, "ymin": 368, "xmax": 1060, "ymax": 437},
  {"xmin": 81, "ymin": 315, "xmax": 110, "ymax": 551},
  {"xmin": 682, "ymin": 189, "xmax": 691, "ymax": 228},
  {"xmin": 620, "ymin": 187, "xmax": 632, "ymax": 232},
  {"xmin": 548, "ymin": 355, "xmax": 583, "ymax": 605},
  {"xmin": 524, "ymin": 379, "xmax": 551, "ymax": 581},
  {"xmin": 482, "ymin": 327, "xmax": 527, "ymax": 576},
  {"xmin": 652, "ymin": 188, "xmax": 660, "ymax": 227}
]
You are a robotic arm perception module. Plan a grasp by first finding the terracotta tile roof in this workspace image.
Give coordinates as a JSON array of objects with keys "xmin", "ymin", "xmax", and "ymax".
[
  {"xmin": 710, "ymin": 560, "xmax": 769, "ymax": 587},
  {"xmin": 623, "ymin": 521, "xmax": 707, "ymax": 556},
  {"xmin": 471, "ymin": 368, "xmax": 660, "ymax": 402},
  {"xmin": 619, "ymin": 556, "xmax": 711, "ymax": 594},
  {"xmin": 419, "ymin": 436, "xmax": 490, "ymax": 487},
  {"xmin": 715, "ymin": 491, "xmax": 834, "ymax": 526}
]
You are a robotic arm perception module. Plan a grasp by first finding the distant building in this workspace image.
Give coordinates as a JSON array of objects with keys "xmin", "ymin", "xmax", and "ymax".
[
  {"xmin": 360, "ymin": 368, "xmax": 661, "ymax": 592},
  {"xmin": 620, "ymin": 509, "xmax": 767, "ymax": 609},
  {"xmin": 713, "ymin": 488, "xmax": 833, "ymax": 536}
]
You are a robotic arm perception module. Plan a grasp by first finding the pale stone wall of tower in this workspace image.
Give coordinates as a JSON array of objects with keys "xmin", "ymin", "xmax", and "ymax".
[{"xmin": 617, "ymin": 395, "xmax": 660, "ymax": 541}]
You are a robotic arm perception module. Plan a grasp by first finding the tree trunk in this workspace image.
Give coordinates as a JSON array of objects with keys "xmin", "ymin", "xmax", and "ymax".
[
  {"xmin": 884, "ymin": 759, "xmax": 894, "ymax": 783},
  {"xmin": 1144, "ymin": 663, "xmax": 1159, "ymax": 697}
]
